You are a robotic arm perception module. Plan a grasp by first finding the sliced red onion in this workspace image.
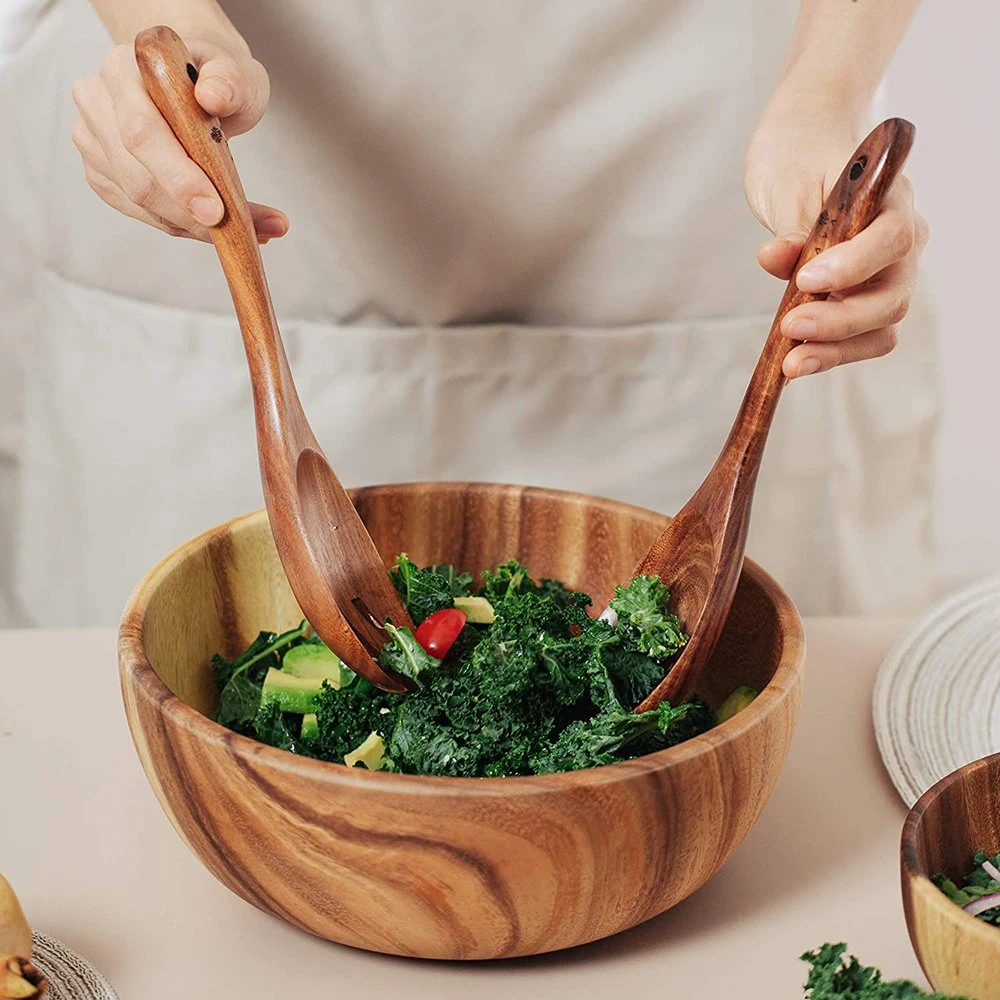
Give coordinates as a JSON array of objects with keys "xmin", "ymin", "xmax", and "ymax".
[
  {"xmin": 981, "ymin": 859, "xmax": 1000, "ymax": 884},
  {"xmin": 963, "ymin": 892, "xmax": 1000, "ymax": 918}
]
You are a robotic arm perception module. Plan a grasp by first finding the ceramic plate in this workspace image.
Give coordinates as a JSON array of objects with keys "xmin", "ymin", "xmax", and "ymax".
[
  {"xmin": 29, "ymin": 933, "xmax": 119, "ymax": 1000},
  {"xmin": 873, "ymin": 574, "xmax": 1000, "ymax": 807}
]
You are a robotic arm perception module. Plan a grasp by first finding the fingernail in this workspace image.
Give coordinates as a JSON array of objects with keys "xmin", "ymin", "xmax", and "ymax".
[
  {"xmin": 190, "ymin": 195, "xmax": 223, "ymax": 226},
  {"xmin": 785, "ymin": 317, "xmax": 818, "ymax": 339},
  {"xmin": 797, "ymin": 357, "xmax": 821, "ymax": 377},
  {"xmin": 258, "ymin": 215, "xmax": 287, "ymax": 238},
  {"xmin": 201, "ymin": 76, "xmax": 233, "ymax": 104},
  {"xmin": 797, "ymin": 263, "xmax": 831, "ymax": 291}
]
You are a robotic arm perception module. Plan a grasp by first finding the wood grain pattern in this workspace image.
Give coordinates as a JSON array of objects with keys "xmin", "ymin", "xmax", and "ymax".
[
  {"xmin": 631, "ymin": 119, "xmax": 915, "ymax": 711},
  {"xmin": 902, "ymin": 753, "xmax": 1000, "ymax": 999},
  {"xmin": 134, "ymin": 27, "xmax": 414, "ymax": 693},
  {"xmin": 119, "ymin": 482, "xmax": 804, "ymax": 960}
]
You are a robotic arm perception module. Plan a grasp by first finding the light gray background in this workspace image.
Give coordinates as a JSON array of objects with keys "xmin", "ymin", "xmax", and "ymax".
[{"xmin": 886, "ymin": 4, "xmax": 1000, "ymax": 593}]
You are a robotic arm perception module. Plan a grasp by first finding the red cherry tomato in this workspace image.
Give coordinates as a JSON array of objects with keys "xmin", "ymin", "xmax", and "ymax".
[{"xmin": 414, "ymin": 607, "xmax": 468, "ymax": 659}]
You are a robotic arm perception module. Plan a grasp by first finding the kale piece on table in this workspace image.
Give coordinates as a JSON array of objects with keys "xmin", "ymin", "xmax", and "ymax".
[{"xmin": 801, "ymin": 943, "xmax": 969, "ymax": 999}]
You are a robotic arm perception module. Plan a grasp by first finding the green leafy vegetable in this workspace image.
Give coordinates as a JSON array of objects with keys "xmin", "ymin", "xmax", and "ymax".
[
  {"xmin": 932, "ymin": 848, "xmax": 1000, "ymax": 926},
  {"xmin": 609, "ymin": 575, "xmax": 687, "ymax": 661},
  {"xmin": 212, "ymin": 622, "xmax": 310, "ymax": 732},
  {"xmin": 389, "ymin": 554, "xmax": 472, "ymax": 624},
  {"xmin": 479, "ymin": 559, "xmax": 534, "ymax": 604},
  {"xmin": 215, "ymin": 672, "xmax": 264, "ymax": 732},
  {"xmin": 530, "ymin": 702, "xmax": 692, "ymax": 774},
  {"xmin": 312, "ymin": 679, "xmax": 396, "ymax": 764},
  {"xmin": 210, "ymin": 559, "xmax": 729, "ymax": 777},
  {"xmin": 802, "ymin": 943, "xmax": 967, "ymax": 999},
  {"xmin": 253, "ymin": 700, "xmax": 300, "ymax": 753},
  {"xmin": 379, "ymin": 623, "xmax": 442, "ymax": 685}
]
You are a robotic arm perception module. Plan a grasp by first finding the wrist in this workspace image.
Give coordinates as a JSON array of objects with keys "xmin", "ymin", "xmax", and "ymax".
[
  {"xmin": 757, "ymin": 73, "xmax": 866, "ymax": 142},
  {"xmin": 92, "ymin": 0, "xmax": 248, "ymax": 54}
]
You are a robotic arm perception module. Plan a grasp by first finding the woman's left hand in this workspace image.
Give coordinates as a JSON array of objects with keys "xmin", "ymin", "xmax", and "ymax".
[{"xmin": 744, "ymin": 115, "xmax": 930, "ymax": 379}]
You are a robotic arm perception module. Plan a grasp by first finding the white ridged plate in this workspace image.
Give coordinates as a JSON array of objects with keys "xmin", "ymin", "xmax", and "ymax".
[
  {"xmin": 29, "ymin": 933, "xmax": 119, "ymax": 1000},
  {"xmin": 873, "ymin": 575, "xmax": 1000, "ymax": 807}
]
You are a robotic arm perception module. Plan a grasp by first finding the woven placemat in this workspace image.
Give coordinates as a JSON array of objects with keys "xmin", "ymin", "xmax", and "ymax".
[
  {"xmin": 872, "ymin": 574, "xmax": 1000, "ymax": 806},
  {"xmin": 30, "ymin": 933, "xmax": 119, "ymax": 1000}
]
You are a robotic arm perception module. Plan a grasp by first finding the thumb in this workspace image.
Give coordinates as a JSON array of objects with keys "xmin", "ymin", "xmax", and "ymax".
[
  {"xmin": 194, "ymin": 51, "xmax": 269, "ymax": 136},
  {"xmin": 757, "ymin": 220, "xmax": 810, "ymax": 281}
]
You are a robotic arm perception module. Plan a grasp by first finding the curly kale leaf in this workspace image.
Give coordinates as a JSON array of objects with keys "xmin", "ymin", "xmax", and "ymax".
[
  {"xmin": 478, "ymin": 559, "xmax": 536, "ymax": 603},
  {"xmin": 609, "ymin": 575, "xmax": 687, "ymax": 662},
  {"xmin": 312, "ymin": 679, "xmax": 399, "ymax": 764},
  {"xmin": 385, "ymin": 692, "xmax": 490, "ymax": 777},
  {"xmin": 389, "ymin": 554, "xmax": 472, "ymax": 624},
  {"xmin": 801, "ymin": 943, "xmax": 967, "ymax": 999},
  {"xmin": 379, "ymin": 623, "xmax": 442, "ymax": 686},
  {"xmin": 529, "ymin": 702, "xmax": 693, "ymax": 774},
  {"xmin": 601, "ymin": 645, "xmax": 669, "ymax": 707}
]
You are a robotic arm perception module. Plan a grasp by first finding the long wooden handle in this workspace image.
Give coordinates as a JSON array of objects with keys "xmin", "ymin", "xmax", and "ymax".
[
  {"xmin": 725, "ymin": 118, "xmax": 915, "ymax": 462},
  {"xmin": 134, "ymin": 26, "xmax": 299, "ymax": 442}
]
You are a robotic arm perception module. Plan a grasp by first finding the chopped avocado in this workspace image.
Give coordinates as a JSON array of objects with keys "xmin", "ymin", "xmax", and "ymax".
[
  {"xmin": 282, "ymin": 642, "xmax": 355, "ymax": 688},
  {"xmin": 717, "ymin": 685, "xmax": 758, "ymax": 723},
  {"xmin": 300, "ymin": 712, "xmax": 319, "ymax": 741},
  {"xmin": 344, "ymin": 732, "xmax": 386, "ymax": 770},
  {"xmin": 453, "ymin": 595, "xmax": 495, "ymax": 624},
  {"xmin": 260, "ymin": 667, "xmax": 324, "ymax": 715}
]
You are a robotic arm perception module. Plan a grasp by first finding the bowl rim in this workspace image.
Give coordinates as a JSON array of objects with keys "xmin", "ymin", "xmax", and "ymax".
[
  {"xmin": 901, "ymin": 751, "xmax": 1000, "ymax": 939},
  {"xmin": 118, "ymin": 481, "xmax": 806, "ymax": 794}
]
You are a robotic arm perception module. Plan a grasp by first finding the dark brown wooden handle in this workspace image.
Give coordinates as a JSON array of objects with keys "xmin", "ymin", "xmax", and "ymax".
[
  {"xmin": 773, "ymin": 117, "xmax": 915, "ymax": 343},
  {"xmin": 134, "ymin": 26, "xmax": 308, "ymax": 450},
  {"xmin": 134, "ymin": 26, "xmax": 258, "ymax": 262},
  {"xmin": 721, "ymin": 118, "xmax": 915, "ymax": 465}
]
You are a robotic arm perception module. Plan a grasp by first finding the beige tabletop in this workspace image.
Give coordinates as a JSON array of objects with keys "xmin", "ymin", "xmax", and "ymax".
[{"xmin": 0, "ymin": 620, "xmax": 927, "ymax": 998}]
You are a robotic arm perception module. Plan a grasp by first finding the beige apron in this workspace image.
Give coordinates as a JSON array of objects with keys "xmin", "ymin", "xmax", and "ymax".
[{"xmin": 0, "ymin": 0, "xmax": 940, "ymax": 627}]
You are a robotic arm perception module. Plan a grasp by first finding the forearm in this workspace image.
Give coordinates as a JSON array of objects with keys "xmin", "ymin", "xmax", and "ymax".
[
  {"xmin": 89, "ymin": 0, "xmax": 245, "ymax": 48},
  {"xmin": 768, "ymin": 0, "xmax": 920, "ymax": 125}
]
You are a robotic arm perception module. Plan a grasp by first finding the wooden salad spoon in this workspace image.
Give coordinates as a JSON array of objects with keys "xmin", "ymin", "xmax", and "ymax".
[
  {"xmin": 622, "ymin": 118, "xmax": 915, "ymax": 712},
  {"xmin": 135, "ymin": 26, "xmax": 415, "ymax": 693}
]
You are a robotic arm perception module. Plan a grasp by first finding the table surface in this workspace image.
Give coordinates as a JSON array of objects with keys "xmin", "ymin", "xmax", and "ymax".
[{"xmin": 0, "ymin": 620, "xmax": 927, "ymax": 999}]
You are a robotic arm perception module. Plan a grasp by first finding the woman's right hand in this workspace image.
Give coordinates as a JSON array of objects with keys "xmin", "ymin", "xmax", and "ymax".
[{"xmin": 71, "ymin": 29, "xmax": 287, "ymax": 242}]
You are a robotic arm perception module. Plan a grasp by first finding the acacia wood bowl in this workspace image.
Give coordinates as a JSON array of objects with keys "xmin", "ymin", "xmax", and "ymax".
[
  {"xmin": 118, "ymin": 482, "xmax": 805, "ymax": 960},
  {"xmin": 902, "ymin": 752, "xmax": 1000, "ymax": 999}
]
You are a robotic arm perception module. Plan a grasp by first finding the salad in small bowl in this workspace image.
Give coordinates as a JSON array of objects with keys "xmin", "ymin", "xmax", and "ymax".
[{"xmin": 902, "ymin": 751, "xmax": 1000, "ymax": 1000}]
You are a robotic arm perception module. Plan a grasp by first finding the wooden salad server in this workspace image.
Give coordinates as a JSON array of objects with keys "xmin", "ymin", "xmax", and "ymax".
[
  {"xmin": 135, "ymin": 26, "xmax": 415, "ymax": 693},
  {"xmin": 623, "ymin": 118, "xmax": 915, "ymax": 712}
]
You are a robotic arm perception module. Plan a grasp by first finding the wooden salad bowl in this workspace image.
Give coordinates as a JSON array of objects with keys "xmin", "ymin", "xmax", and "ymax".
[
  {"xmin": 118, "ymin": 482, "xmax": 805, "ymax": 960},
  {"xmin": 902, "ymin": 753, "xmax": 1000, "ymax": 999}
]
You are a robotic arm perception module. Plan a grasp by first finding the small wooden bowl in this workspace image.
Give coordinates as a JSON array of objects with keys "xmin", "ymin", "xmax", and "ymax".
[
  {"xmin": 902, "ymin": 752, "xmax": 1000, "ymax": 999},
  {"xmin": 119, "ymin": 482, "xmax": 804, "ymax": 960}
]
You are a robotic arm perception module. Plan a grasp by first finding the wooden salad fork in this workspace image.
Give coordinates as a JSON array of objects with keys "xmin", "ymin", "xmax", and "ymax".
[
  {"xmin": 622, "ymin": 118, "xmax": 916, "ymax": 712},
  {"xmin": 135, "ymin": 26, "xmax": 415, "ymax": 693}
]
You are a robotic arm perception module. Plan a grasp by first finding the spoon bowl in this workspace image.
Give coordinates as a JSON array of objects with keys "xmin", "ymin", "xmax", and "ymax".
[
  {"xmin": 135, "ymin": 26, "xmax": 415, "ymax": 692},
  {"xmin": 624, "ymin": 118, "xmax": 916, "ymax": 710}
]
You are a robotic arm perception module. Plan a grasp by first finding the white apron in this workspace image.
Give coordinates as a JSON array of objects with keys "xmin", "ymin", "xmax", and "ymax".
[{"xmin": 0, "ymin": 0, "xmax": 940, "ymax": 627}]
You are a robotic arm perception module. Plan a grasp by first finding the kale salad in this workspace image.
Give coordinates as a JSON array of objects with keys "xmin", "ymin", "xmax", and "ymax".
[
  {"xmin": 934, "ymin": 848, "xmax": 1000, "ymax": 927},
  {"xmin": 211, "ymin": 555, "xmax": 756, "ymax": 777}
]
